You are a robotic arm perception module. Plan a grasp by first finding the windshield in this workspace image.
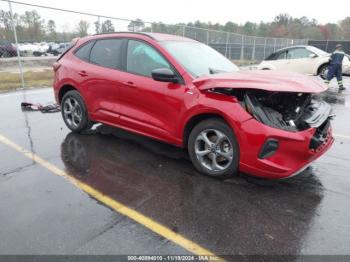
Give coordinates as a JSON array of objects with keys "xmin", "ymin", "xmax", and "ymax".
[
  {"xmin": 161, "ymin": 41, "xmax": 239, "ymax": 77},
  {"xmin": 307, "ymin": 46, "xmax": 329, "ymax": 56}
]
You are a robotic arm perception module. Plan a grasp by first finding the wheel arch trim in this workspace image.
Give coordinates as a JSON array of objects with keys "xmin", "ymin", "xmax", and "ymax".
[{"xmin": 181, "ymin": 109, "xmax": 240, "ymax": 148}]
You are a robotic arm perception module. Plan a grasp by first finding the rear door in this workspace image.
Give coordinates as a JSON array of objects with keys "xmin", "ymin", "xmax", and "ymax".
[
  {"xmin": 77, "ymin": 38, "xmax": 125, "ymax": 124},
  {"xmin": 118, "ymin": 39, "xmax": 184, "ymax": 141}
]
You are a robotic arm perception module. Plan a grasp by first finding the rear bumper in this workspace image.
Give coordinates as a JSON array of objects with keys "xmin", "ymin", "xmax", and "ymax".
[{"xmin": 235, "ymin": 118, "xmax": 334, "ymax": 179}]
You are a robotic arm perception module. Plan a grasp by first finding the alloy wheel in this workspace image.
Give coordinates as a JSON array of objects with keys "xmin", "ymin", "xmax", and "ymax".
[
  {"xmin": 63, "ymin": 97, "xmax": 83, "ymax": 128},
  {"xmin": 320, "ymin": 66, "xmax": 329, "ymax": 79},
  {"xmin": 194, "ymin": 129, "xmax": 234, "ymax": 172}
]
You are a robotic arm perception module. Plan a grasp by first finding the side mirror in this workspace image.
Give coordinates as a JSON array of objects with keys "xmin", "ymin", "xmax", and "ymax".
[
  {"xmin": 309, "ymin": 53, "xmax": 317, "ymax": 58},
  {"xmin": 151, "ymin": 68, "xmax": 178, "ymax": 83}
]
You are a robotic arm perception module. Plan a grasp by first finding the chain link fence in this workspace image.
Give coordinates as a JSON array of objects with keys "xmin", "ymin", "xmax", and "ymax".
[
  {"xmin": 0, "ymin": 0, "xmax": 307, "ymax": 91},
  {"xmin": 308, "ymin": 40, "xmax": 350, "ymax": 54}
]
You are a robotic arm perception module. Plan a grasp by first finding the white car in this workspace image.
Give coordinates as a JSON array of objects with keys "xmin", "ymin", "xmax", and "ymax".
[
  {"xmin": 18, "ymin": 42, "xmax": 49, "ymax": 57},
  {"xmin": 258, "ymin": 45, "xmax": 350, "ymax": 78}
]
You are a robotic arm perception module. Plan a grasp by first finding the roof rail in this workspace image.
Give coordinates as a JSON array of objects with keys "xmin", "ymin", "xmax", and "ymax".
[{"xmin": 92, "ymin": 31, "xmax": 155, "ymax": 39}]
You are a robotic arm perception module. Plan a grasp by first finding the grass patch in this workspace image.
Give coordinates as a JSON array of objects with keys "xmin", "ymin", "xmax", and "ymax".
[
  {"xmin": 0, "ymin": 69, "xmax": 53, "ymax": 91},
  {"xmin": 232, "ymin": 59, "xmax": 259, "ymax": 66}
]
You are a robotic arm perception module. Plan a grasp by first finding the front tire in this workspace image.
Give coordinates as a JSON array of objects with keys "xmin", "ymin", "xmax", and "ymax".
[
  {"xmin": 188, "ymin": 118, "xmax": 239, "ymax": 179},
  {"xmin": 61, "ymin": 90, "xmax": 92, "ymax": 133}
]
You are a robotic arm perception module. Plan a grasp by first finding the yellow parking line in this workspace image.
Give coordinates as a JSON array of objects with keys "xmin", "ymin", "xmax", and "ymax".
[
  {"xmin": 334, "ymin": 133, "xmax": 350, "ymax": 140},
  {"xmin": 0, "ymin": 134, "xmax": 219, "ymax": 258}
]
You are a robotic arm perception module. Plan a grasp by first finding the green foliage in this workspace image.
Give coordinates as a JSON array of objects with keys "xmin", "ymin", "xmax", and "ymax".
[
  {"xmin": 127, "ymin": 19, "xmax": 144, "ymax": 32},
  {"xmin": 340, "ymin": 17, "xmax": 350, "ymax": 39},
  {"xmin": 142, "ymin": 13, "xmax": 350, "ymax": 40},
  {"xmin": 101, "ymin": 20, "xmax": 115, "ymax": 33}
]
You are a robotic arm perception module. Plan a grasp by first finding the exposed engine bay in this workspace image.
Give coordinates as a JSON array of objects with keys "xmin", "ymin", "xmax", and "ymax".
[{"xmin": 212, "ymin": 88, "xmax": 332, "ymax": 132}]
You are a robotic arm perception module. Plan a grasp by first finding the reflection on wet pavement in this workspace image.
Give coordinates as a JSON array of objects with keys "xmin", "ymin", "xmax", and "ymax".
[{"xmin": 61, "ymin": 125, "xmax": 325, "ymax": 255}]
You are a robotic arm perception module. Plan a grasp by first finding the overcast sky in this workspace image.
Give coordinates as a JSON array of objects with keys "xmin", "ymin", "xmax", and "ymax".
[{"xmin": 1, "ymin": 0, "xmax": 349, "ymax": 31}]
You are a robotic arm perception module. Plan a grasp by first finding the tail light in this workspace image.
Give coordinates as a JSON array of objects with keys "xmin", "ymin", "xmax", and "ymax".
[{"xmin": 53, "ymin": 62, "xmax": 61, "ymax": 72}]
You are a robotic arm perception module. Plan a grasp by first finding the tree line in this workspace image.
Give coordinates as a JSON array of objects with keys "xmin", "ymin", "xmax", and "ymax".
[{"xmin": 1, "ymin": 10, "xmax": 349, "ymax": 43}]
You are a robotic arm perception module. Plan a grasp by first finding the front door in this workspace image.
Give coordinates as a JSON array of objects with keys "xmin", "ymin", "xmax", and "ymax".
[
  {"xmin": 284, "ymin": 47, "xmax": 316, "ymax": 74},
  {"xmin": 119, "ymin": 39, "xmax": 184, "ymax": 142}
]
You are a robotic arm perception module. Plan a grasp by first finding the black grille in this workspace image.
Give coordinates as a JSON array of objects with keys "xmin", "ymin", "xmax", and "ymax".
[{"xmin": 309, "ymin": 119, "xmax": 331, "ymax": 150}]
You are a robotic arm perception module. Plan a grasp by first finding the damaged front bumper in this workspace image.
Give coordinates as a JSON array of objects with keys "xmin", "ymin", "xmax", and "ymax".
[{"xmin": 236, "ymin": 116, "xmax": 334, "ymax": 179}]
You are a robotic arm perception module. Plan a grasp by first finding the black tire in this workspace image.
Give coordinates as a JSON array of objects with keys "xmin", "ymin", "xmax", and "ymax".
[
  {"xmin": 61, "ymin": 133, "xmax": 91, "ymax": 175},
  {"xmin": 318, "ymin": 64, "xmax": 329, "ymax": 80},
  {"xmin": 188, "ymin": 118, "xmax": 239, "ymax": 179},
  {"xmin": 61, "ymin": 90, "xmax": 92, "ymax": 133}
]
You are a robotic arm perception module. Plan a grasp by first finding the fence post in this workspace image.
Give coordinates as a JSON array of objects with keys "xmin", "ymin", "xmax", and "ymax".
[
  {"xmin": 225, "ymin": 32, "xmax": 229, "ymax": 57},
  {"xmin": 8, "ymin": 0, "xmax": 25, "ymax": 90},
  {"xmin": 240, "ymin": 35, "xmax": 244, "ymax": 61},
  {"xmin": 263, "ymin": 38, "xmax": 267, "ymax": 59},
  {"xmin": 206, "ymin": 30, "xmax": 209, "ymax": 45},
  {"xmin": 273, "ymin": 38, "xmax": 277, "ymax": 52},
  {"xmin": 97, "ymin": 16, "xmax": 101, "ymax": 33},
  {"xmin": 252, "ymin": 38, "xmax": 256, "ymax": 61},
  {"xmin": 182, "ymin": 25, "xmax": 185, "ymax": 37}
]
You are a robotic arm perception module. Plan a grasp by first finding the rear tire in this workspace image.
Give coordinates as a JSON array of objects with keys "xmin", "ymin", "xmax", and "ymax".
[
  {"xmin": 188, "ymin": 118, "xmax": 239, "ymax": 179},
  {"xmin": 61, "ymin": 90, "xmax": 92, "ymax": 133}
]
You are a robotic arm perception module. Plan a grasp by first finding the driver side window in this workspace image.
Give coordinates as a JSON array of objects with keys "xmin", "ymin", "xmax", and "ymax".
[{"xmin": 126, "ymin": 40, "xmax": 171, "ymax": 77}]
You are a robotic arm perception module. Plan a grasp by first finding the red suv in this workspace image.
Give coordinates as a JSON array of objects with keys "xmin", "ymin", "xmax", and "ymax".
[{"xmin": 53, "ymin": 32, "xmax": 334, "ymax": 179}]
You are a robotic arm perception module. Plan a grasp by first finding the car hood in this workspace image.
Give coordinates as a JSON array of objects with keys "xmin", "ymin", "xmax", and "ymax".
[{"xmin": 192, "ymin": 70, "xmax": 327, "ymax": 93}]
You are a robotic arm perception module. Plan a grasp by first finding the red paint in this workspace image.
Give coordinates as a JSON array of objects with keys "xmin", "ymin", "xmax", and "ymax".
[
  {"xmin": 53, "ymin": 33, "xmax": 333, "ymax": 179},
  {"xmin": 193, "ymin": 70, "xmax": 328, "ymax": 93}
]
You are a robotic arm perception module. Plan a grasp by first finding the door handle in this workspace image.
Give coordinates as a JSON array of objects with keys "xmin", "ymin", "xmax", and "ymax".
[
  {"xmin": 78, "ymin": 70, "xmax": 88, "ymax": 77},
  {"xmin": 123, "ymin": 81, "xmax": 136, "ymax": 87}
]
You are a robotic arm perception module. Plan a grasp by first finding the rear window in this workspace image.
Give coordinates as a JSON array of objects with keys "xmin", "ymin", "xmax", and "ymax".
[
  {"xmin": 90, "ymin": 38, "xmax": 123, "ymax": 69},
  {"xmin": 74, "ymin": 41, "xmax": 95, "ymax": 61}
]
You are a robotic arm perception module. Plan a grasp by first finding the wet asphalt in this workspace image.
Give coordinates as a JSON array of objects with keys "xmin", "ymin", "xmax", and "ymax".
[{"xmin": 0, "ymin": 77, "xmax": 350, "ymax": 257}]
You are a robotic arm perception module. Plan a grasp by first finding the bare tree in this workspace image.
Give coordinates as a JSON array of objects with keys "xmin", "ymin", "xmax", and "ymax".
[
  {"xmin": 46, "ymin": 20, "xmax": 57, "ymax": 41},
  {"xmin": 20, "ymin": 10, "xmax": 45, "ymax": 42},
  {"xmin": 76, "ymin": 20, "xmax": 89, "ymax": 37},
  {"xmin": 94, "ymin": 19, "xmax": 101, "ymax": 34}
]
